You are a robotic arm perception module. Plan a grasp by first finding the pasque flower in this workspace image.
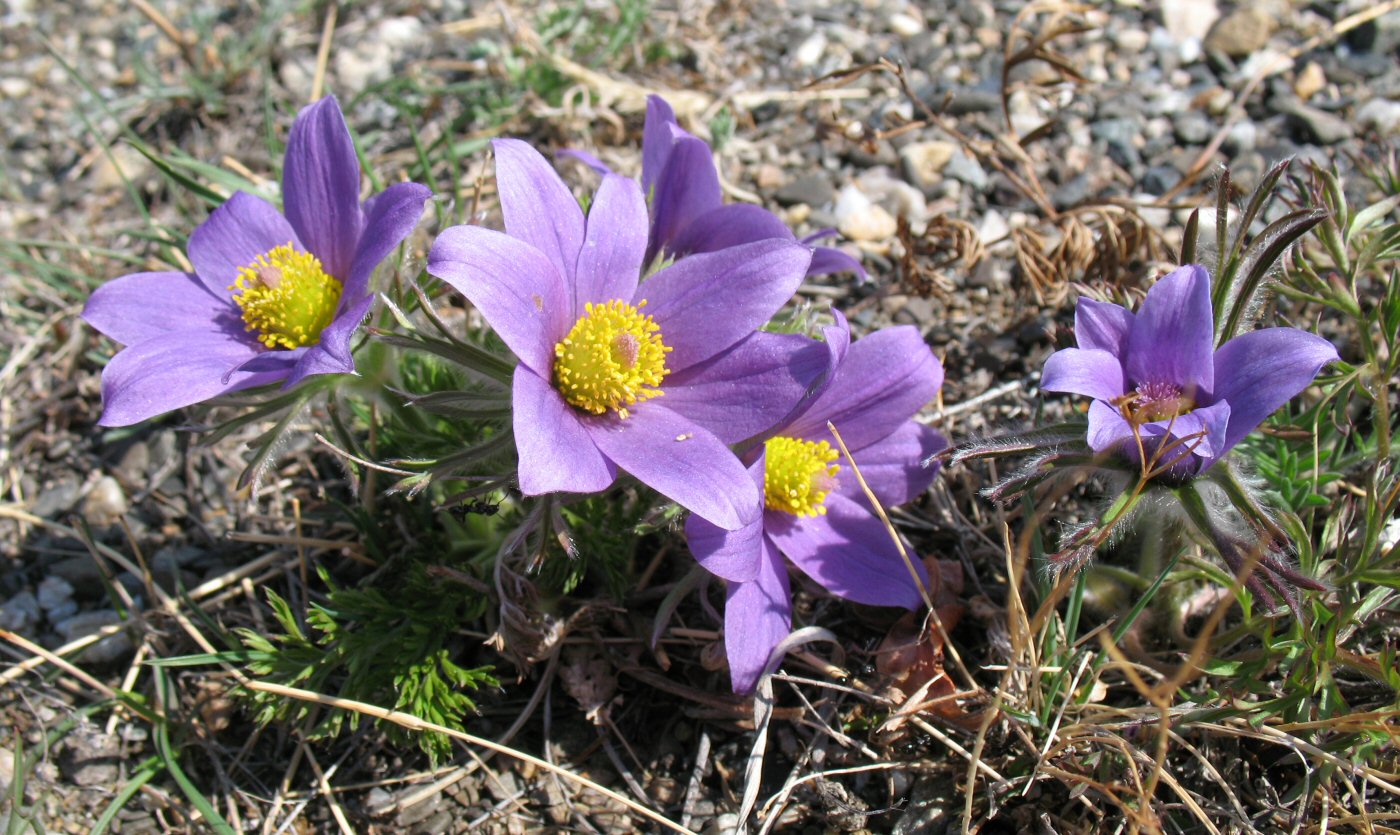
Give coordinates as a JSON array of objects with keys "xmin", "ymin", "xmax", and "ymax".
[
  {"xmin": 1041, "ymin": 264, "xmax": 1338, "ymax": 478},
  {"xmin": 83, "ymin": 96, "xmax": 431, "ymax": 427},
  {"xmin": 684, "ymin": 312, "xmax": 948, "ymax": 691},
  {"xmin": 427, "ymin": 139, "xmax": 815, "ymax": 531},
  {"xmin": 567, "ymin": 95, "xmax": 865, "ymax": 278}
]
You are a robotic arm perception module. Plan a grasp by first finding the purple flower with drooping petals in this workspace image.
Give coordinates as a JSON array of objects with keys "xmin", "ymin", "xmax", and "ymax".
[
  {"xmin": 426, "ymin": 138, "xmax": 815, "ymax": 531},
  {"xmin": 82, "ymin": 96, "xmax": 431, "ymax": 427},
  {"xmin": 1041, "ymin": 264, "xmax": 1338, "ymax": 478},
  {"xmin": 684, "ymin": 311, "xmax": 948, "ymax": 691},
  {"xmin": 566, "ymin": 95, "xmax": 865, "ymax": 280}
]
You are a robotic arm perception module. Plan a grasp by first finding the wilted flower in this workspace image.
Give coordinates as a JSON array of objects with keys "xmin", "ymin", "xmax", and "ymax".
[
  {"xmin": 1041, "ymin": 264, "xmax": 1338, "ymax": 478},
  {"xmin": 567, "ymin": 95, "xmax": 865, "ymax": 279},
  {"xmin": 83, "ymin": 96, "xmax": 431, "ymax": 427},
  {"xmin": 427, "ymin": 139, "xmax": 814, "ymax": 531},
  {"xmin": 685, "ymin": 312, "xmax": 948, "ymax": 691}
]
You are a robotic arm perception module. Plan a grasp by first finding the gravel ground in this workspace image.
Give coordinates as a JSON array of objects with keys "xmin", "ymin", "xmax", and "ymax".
[{"xmin": 2, "ymin": 0, "xmax": 1398, "ymax": 831}]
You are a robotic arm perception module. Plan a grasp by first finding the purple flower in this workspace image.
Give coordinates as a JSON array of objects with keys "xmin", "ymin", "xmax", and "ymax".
[
  {"xmin": 426, "ymin": 139, "xmax": 815, "ymax": 531},
  {"xmin": 684, "ymin": 312, "xmax": 948, "ymax": 691},
  {"xmin": 567, "ymin": 95, "xmax": 865, "ymax": 279},
  {"xmin": 83, "ymin": 96, "xmax": 431, "ymax": 427},
  {"xmin": 1041, "ymin": 264, "xmax": 1338, "ymax": 477}
]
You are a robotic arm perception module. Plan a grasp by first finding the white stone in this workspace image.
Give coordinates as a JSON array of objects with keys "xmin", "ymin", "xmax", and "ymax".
[
  {"xmin": 1161, "ymin": 0, "xmax": 1220, "ymax": 42},
  {"xmin": 1358, "ymin": 99, "xmax": 1400, "ymax": 136},
  {"xmin": 835, "ymin": 184, "xmax": 898, "ymax": 242}
]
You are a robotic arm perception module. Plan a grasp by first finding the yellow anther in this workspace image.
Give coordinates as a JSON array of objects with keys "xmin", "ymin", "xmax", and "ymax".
[
  {"xmin": 553, "ymin": 299, "xmax": 670, "ymax": 417},
  {"xmin": 229, "ymin": 243, "xmax": 342, "ymax": 349},
  {"xmin": 763, "ymin": 436, "xmax": 841, "ymax": 517}
]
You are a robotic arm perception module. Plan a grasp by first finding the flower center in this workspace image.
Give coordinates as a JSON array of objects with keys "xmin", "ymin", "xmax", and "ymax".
[
  {"xmin": 230, "ymin": 243, "xmax": 343, "ymax": 350},
  {"xmin": 1115, "ymin": 380, "xmax": 1196, "ymax": 425},
  {"xmin": 553, "ymin": 300, "xmax": 670, "ymax": 417},
  {"xmin": 763, "ymin": 436, "xmax": 841, "ymax": 517}
]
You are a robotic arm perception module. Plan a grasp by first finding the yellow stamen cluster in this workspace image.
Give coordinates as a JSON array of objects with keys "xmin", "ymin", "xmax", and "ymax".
[
  {"xmin": 230, "ymin": 243, "xmax": 343, "ymax": 350},
  {"xmin": 553, "ymin": 300, "xmax": 670, "ymax": 418},
  {"xmin": 763, "ymin": 436, "xmax": 841, "ymax": 517}
]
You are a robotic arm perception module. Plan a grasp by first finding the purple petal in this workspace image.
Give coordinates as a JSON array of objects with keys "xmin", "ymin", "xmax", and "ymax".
[
  {"xmin": 573, "ymin": 174, "xmax": 647, "ymax": 315},
  {"xmin": 647, "ymin": 134, "xmax": 722, "ymax": 265},
  {"xmin": 1210, "ymin": 327, "xmax": 1339, "ymax": 457},
  {"xmin": 187, "ymin": 192, "xmax": 303, "ymax": 296},
  {"xmin": 96, "ymin": 330, "xmax": 276, "ymax": 427},
  {"xmin": 684, "ymin": 457, "xmax": 765, "ymax": 582},
  {"xmin": 662, "ymin": 331, "xmax": 828, "ymax": 444},
  {"xmin": 1041, "ymin": 347, "xmax": 1126, "ymax": 402},
  {"xmin": 784, "ymin": 325, "xmax": 942, "ymax": 452},
  {"xmin": 724, "ymin": 536, "xmax": 792, "ymax": 693},
  {"xmin": 667, "ymin": 204, "xmax": 795, "ymax": 258},
  {"xmin": 427, "ymin": 224, "xmax": 568, "ymax": 377},
  {"xmin": 345, "ymin": 181, "xmax": 431, "ymax": 299},
  {"xmin": 512, "ymin": 365, "xmax": 618, "ymax": 495},
  {"xmin": 1086, "ymin": 399, "xmax": 1135, "ymax": 454},
  {"xmin": 1075, "ymin": 297, "xmax": 1135, "ymax": 357},
  {"xmin": 557, "ymin": 148, "xmax": 614, "ymax": 176},
  {"xmin": 281, "ymin": 293, "xmax": 372, "ymax": 388},
  {"xmin": 767, "ymin": 492, "xmax": 928, "ymax": 610},
  {"xmin": 82, "ymin": 272, "xmax": 237, "ymax": 346},
  {"xmin": 834, "ymin": 420, "xmax": 947, "ymax": 507},
  {"xmin": 583, "ymin": 402, "xmax": 760, "ymax": 530},
  {"xmin": 807, "ymin": 245, "xmax": 868, "ymax": 281},
  {"xmin": 492, "ymin": 138, "xmax": 585, "ymax": 284},
  {"xmin": 636, "ymin": 239, "xmax": 812, "ymax": 373},
  {"xmin": 282, "ymin": 96, "xmax": 364, "ymax": 280},
  {"xmin": 641, "ymin": 95, "xmax": 680, "ymax": 199},
  {"xmin": 1126, "ymin": 265, "xmax": 1214, "ymax": 394}
]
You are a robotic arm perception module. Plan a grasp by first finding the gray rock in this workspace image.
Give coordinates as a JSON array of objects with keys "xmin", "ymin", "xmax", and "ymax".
[
  {"xmin": 113, "ymin": 441, "xmax": 149, "ymax": 484},
  {"xmin": 0, "ymin": 592, "xmax": 40, "ymax": 633},
  {"xmin": 1141, "ymin": 165, "xmax": 1182, "ymax": 195},
  {"xmin": 774, "ymin": 173, "xmax": 834, "ymax": 207},
  {"xmin": 1173, "ymin": 111, "xmax": 1213, "ymax": 145},
  {"xmin": 54, "ymin": 611, "xmax": 132, "ymax": 664},
  {"xmin": 47, "ymin": 557, "xmax": 102, "ymax": 597},
  {"xmin": 1357, "ymin": 99, "xmax": 1400, "ymax": 136},
  {"xmin": 35, "ymin": 576, "xmax": 73, "ymax": 614},
  {"xmin": 1052, "ymin": 174, "xmax": 1092, "ymax": 210},
  {"xmin": 1223, "ymin": 120, "xmax": 1259, "ymax": 153},
  {"xmin": 943, "ymin": 150, "xmax": 988, "ymax": 191},
  {"xmin": 1276, "ymin": 98, "xmax": 1354, "ymax": 145},
  {"xmin": 30, "ymin": 478, "xmax": 80, "ymax": 518},
  {"xmin": 59, "ymin": 727, "xmax": 120, "ymax": 787}
]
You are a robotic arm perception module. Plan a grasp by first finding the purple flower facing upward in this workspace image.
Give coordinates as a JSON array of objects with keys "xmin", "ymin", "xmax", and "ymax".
[
  {"xmin": 427, "ymin": 139, "xmax": 815, "ymax": 531},
  {"xmin": 1041, "ymin": 264, "xmax": 1338, "ymax": 478},
  {"xmin": 83, "ymin": 96, "xmax": 431, "ymax": 427},
  {"xmin": 567, "ymin": 95, "xmax": 865, "ymax": 280},
  {"xmin": 684, "ymin": 312, "xmax": 948, "ymax": 691}
]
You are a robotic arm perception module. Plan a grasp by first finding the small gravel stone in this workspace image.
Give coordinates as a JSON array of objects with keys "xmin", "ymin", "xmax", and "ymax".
[
  {"xmin": 36, "ymin": 576, "xmax": 73, "ymax": 614},
  {"xmin": 1357, "ymin": 99, "xmax": 1400, "ymax": 135},
  {"xmin": 834, "ymin": 184, "xmax": 897, "ymax": 241},
  {"xmin": 31, "ymin": 478, "xmax": 80, "ymax": 518},
  {"xmin": 1173, "ymin": 111, "xmax": 1213, "ymax": 145},
  {"xmin": 943, "ymin": 150, "xmax": 988, "ymax": 191},
  {"xmin": 1223, "ymin": 120, "xmax": 1259, "ymax": 153},
  {"xmin": 899, "ymin": 140, "xmax": 957, "ymax": 195},
  {"xmin": 0, "ymin": 591, "xmax": 41, "ymax": 633},
  {"xmin": 1205, "ymin": 5, "xmax": 1274, "ymax": 58},
  {"xmin": 774, "ymin": 173, "xmax": 834, "ymax": 207},
  {"xmin": 0, "ymin": 746, "xmax": 13, "ymax": 798},
  {"xmin": 887, "ymin": 12, "xmax": 923, "ymax": 37},
  {"xmin": 81, "ymin": 475, "xmax": 127, "ymax": 524},
  {"xmin": 54, "ymin": 611, "xmax": 132, "ymax": 664},
  {"xmin": 1161, "ymin": 0, "xmax": 1220, "ymax": 43},
  {"xmin": 1294, "ymin": 61, "xmax": 1326, "ymax": 100},
  {"xmin": 1276, "ymin": 98, "xmax": 1354, "ymax": 145}
]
